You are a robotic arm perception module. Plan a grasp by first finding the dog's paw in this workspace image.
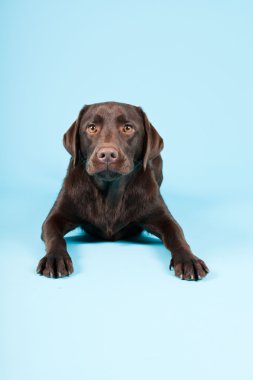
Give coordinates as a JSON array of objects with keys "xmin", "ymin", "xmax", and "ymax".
[
  {"xmin": 169, "ymin": 252, "xmax": 209, "ymax": 281},
  {"xmin": 36, "ymin": 252, "xmax": 74, "ymax": 278}
]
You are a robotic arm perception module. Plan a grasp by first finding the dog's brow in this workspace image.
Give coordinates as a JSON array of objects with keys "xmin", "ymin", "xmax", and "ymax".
[
  {"xmin": 92, "ymin": 114, "xmax": 103, "ymax": 123},
  {"xmin": 116, "ymin": 114, "xmax": 128, "ymax": 123}
]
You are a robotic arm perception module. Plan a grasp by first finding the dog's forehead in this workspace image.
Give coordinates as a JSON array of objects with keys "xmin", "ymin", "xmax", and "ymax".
[{"xmin": 85, "ymin": 102, "xmax": 142, "ymax": 121}]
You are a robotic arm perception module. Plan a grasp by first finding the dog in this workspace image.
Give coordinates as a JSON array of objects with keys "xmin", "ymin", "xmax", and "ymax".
[{"xmin": 36, "ymin": 101, "xmax": 209, "ymax": 280}]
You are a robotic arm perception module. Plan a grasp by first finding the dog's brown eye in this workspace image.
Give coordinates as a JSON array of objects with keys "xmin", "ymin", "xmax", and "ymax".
[
  {"xmin": 122, "ymin": 124, "xmax": 134, "ymax": 134},
  {"xmin": 87, "ymin": 124, "xmax": 98, "ymax": 134}
]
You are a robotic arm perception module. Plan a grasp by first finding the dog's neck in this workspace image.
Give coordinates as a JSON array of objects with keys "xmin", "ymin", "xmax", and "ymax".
[{"xmin": 90, "ymin": 166, "xmax": 142, "ymax": 206}]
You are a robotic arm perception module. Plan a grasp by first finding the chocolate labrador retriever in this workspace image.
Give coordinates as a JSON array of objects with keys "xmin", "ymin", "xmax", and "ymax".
[{"xmin": 36, "ymin": 101, "xmax": 209, "ymax": 280}]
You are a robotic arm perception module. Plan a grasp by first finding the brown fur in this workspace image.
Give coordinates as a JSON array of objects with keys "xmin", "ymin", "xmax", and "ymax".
[{"xmin": 36, "ymin": 101, "xmax": 209, "ymax": 280}]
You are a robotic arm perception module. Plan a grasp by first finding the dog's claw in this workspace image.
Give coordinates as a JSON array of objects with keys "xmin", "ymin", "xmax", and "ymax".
[{"xmin": 36, "ymin": 253, "xmax": 74, "ymax": 279}]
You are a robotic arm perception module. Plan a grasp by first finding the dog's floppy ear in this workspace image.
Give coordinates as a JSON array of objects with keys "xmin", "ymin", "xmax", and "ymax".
[
  {"xmin": 63, "ymin": 105, "xmax": 89, "ymax": 166},
  {"xmin": 139, "ymin": 107, "xmax": 164, "ymax": 170}
]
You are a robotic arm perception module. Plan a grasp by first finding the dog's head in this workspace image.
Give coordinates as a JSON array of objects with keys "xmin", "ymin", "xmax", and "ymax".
[{"xmin": 63, "ymin": 101, "xmax": 163, "ymax": 181}]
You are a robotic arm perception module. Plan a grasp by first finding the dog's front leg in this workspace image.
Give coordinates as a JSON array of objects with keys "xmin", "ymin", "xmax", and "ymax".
[
  {"xmin": 36, "ymin": 213, "xmax": 78, "ymax": 278},
  {"xmin": 140, "ymin": 207, "xmax": 209, "ymax": 280}
]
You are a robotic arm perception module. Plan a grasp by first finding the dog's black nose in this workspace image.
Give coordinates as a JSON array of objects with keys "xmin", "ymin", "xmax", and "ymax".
[{"xmin": 97, "ymin": 147, "xmax": 119, "ymax": 163}]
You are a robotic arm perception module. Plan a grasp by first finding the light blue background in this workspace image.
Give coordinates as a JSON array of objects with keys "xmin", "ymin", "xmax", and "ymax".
[{"xmin": 1, "ymin": 1, "xmax": 253, "ymax": 379}]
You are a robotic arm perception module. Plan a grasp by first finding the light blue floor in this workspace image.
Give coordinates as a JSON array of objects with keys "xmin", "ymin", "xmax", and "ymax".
[{"xmin": 1, "ymin": 188, "xmax": 253, "ymax": 380}]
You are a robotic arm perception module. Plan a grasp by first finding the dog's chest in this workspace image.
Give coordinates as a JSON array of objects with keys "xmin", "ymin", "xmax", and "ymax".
[
  {"xmin": 80, "ymin": 189, "xmax": 141, "ymax": 239},
  {"xmin": 91, "ymin": 198, "xmax": 127, "ymax": 237}
]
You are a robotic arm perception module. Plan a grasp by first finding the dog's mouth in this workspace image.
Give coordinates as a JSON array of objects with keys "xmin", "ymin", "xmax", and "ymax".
[
  {"xmin": 86, "ymin": 158, "xmax": 133, "ymax": 180},
  {"xmin": 94, "ymin": 169, "xmax": 123, "ymax": 181}
]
